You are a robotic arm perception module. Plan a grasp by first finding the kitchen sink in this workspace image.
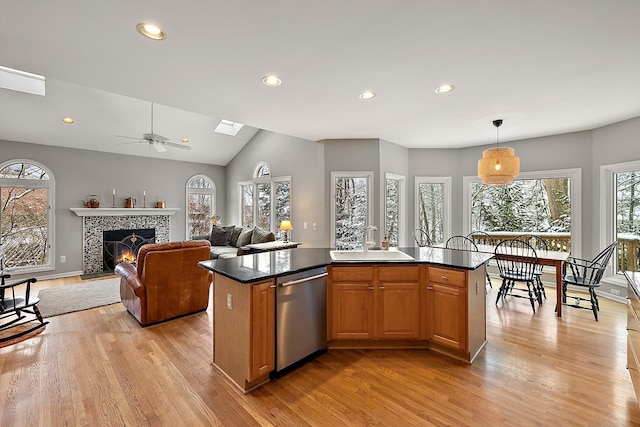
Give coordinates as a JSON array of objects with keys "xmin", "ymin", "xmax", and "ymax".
[{"xmin": 329, "ymin": 250, "xmax": 414, "ymax": 261}]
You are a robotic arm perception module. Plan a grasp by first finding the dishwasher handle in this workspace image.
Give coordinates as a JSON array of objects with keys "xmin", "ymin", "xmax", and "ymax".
[{"xmin": 279, "ymin": 272, "xmax": 328, "ymax": 287}]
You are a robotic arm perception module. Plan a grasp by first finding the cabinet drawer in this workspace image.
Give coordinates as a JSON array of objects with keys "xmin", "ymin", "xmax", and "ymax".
[
  {"xmin": 331, "ymin": 266, "xmax": 374, "ymax": 282},
  {"xmin": 630, "ymin": 328, "xmax": 640, "ymax": 362},
  {"xmin": 429, "ymin": 266, "xmax": 466, "ymax": 288},
  {"xmin": 378, "ymin": 265, "xmax": 420, "ymax": 282},
  {"xmin": 630, "ymin": 296, "xmax": 640, "ymax": 325},
  {"xmin": 628, "ymin": 341, "xmax": 640, "ymax": 403}
]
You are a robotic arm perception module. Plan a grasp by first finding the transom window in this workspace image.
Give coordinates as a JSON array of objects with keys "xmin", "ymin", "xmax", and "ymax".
[
  {"xmin": 0, "ymin": 160, "xmax": 54, "ymax": 273},
  {"xmin": 186, "ymin": 175, "xmax": 216, "ymax": 238}
]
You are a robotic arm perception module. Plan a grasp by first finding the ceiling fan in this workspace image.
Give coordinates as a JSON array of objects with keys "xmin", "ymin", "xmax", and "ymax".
[{"xmin": 115, "ymin": 102, "xmax": 191, "ymax": 152}]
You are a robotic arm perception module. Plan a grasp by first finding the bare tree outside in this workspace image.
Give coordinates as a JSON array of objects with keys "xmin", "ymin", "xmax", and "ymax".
[
  {"xmin": 0, "ymin": 162, "xmax": 50, "ymax": 269},
  {"xmin": 334, "ymin": 176, "xmax": 368, "ymax": 250},
  {"xmin": 417, "ymin": 182, "xmax": 444, "ymax": 244},
  {"xmin": 385, "ymin": 178, "xmax": 399, "ymax": 247}
]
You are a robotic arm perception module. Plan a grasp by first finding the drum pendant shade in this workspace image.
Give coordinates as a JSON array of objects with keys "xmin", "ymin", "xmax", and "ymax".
[{"xmin": 477, "ymin": 120, "xmax": 520, "ymax": 185}]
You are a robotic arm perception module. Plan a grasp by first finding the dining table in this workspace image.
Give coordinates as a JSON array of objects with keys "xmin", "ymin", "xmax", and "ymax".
[
  {"xmin": 437, "ymin": 242, "xmax": 570, "ymax": 317},
  {"xmin": 474, "ymin": 244, "xmax": 570, "ymax": 317}
]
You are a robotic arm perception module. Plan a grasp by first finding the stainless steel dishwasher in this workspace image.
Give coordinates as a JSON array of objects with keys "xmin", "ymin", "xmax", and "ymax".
[{"xmin": 275, "ymin": 266, "xmax": 328, "ymax": 373}]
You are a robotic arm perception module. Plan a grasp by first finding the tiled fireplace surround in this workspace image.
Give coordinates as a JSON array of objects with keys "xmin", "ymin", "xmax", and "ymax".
[{"xmin": 70, "ymin": 208, "xmax": 178, "ymax": 275}]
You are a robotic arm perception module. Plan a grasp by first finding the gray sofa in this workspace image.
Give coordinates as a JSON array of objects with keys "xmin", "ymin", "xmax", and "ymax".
[{"xmin": 193, "ymin": 225, "xmax": 276, "ymax": 259}]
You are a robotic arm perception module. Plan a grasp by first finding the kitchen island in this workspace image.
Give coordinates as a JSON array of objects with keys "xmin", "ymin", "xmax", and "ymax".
[{"xmin": 199, "ymin": 247, "xmax": 492, "ymax": 392}]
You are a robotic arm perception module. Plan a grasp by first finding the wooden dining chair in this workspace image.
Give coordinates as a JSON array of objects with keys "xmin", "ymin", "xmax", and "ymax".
[
  {"xmin": 467, "ymin": 231, "xmax": 495, "ymax": 288},
  {"xmin": 445, "ymin": 235, "xmax": 479, "ymax": 252},
  {"xmin": 494, "ymin": 239, "xmax": 540, "ymax": 313},
  {"xmin": 562, "ymin": 242, "xmax": 616, "ymax": 321},
  {"xmin": 514, "ymin": 234, "xmax": 548, "ymax": 303}
]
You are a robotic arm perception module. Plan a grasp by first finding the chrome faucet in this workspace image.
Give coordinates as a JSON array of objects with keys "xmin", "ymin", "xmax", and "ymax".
[{"xmin": 363, "ymin": 225, "xmax": 377, "ymax": 252}]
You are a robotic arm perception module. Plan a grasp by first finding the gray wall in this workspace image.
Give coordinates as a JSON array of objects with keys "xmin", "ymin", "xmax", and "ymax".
[
  {"xmin": 1, "ymin": 139, "xmax": 224, "ymax": 280},
  {"xmin": 225, "ymin": 129, "xmax": 326, "ymax": 247}
]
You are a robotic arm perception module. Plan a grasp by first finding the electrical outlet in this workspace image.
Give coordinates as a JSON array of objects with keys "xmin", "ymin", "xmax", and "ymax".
[
  {"xmin": 226, "ymin": 293, "xmax": 233, "ymax": 310},
  {"xmin": 611, "ymin": 289, "xmax": 621, "ymax": 296},
  {"xmin": 304, "ymin": 222, "xmax": 308, "ymax": 229},
  {"xmin": 313, "ymin": 222, "xmax": 317, "ymax": 230},
  {"xmin": 60, "ymin": 255, "xmax": 66, "ymax": 263}
]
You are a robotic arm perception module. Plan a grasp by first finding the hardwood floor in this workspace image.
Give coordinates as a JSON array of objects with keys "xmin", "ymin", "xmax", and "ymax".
[{"xmin": 1, "ymin": 276, "xmax": 639, "ymax": 426}]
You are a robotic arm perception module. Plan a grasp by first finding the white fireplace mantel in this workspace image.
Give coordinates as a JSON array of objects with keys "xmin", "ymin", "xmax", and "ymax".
[{"xmin": 70, "ymin": 208, "xmax": 179, "ymax": 217}]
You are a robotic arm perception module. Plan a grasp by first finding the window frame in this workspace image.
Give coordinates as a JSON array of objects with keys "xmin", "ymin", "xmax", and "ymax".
[
  {"xmin": 239, "ymin": 164, "xmax": 292, "ymax": 237},
  {"xmin": 600, "ymin": 159, "xmax": 640, "ymax": 286},
  {"xmin": 463, "ymin": 168, "xmax": 582, "ymax": 258},
  {"xmin": 384, "ymin": 172, "xmax": 405, "ymax": 247},
  {"xmin": 185, "ymin": 174, "xmax": 216, "ymax": 238},
  {"xmin": 414, "ymin": 176, "xmax": 451, "ymax": 246},
  {"xmin": 0, "ymin": 159, "xmax": 55, "ymax": 274},
  {"xmin": 330, "ymin": 171, "xmax": 374, "ymax": 249}
]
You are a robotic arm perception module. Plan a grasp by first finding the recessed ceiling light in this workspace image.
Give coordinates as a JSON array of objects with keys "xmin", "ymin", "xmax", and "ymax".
[
  {"xmin": 136, "ymin": 23, "xmax": 166, "ymax": 40},
  {"xmin": 435, "ymin": 84, "xmax": 455, "ymax": 94},
  {"xmin": 262, "ymin": 75, "xmax": 282, "ymax": 86},
  {"xmin": 61, "ymin": 117, "xmax": 75, "ymax": 124},
  {"xmin": 181, "ymin": 138, "xmax": 190, "ymax": 143},
  {"xmin": 359, "ymin": 91, "xmax": 376, "ymax": 100}
]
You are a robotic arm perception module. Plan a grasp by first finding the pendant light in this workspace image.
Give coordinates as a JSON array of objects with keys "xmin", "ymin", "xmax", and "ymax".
[{"xmin": 477, "ymin": 119, "xmax": 520, "ymax": 185}]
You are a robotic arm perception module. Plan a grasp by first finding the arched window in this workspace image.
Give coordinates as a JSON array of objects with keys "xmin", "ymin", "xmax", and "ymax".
[
  {"xmin": 186, "ymin": 175, "xmax": 216, "ymax": 238},
  {"xmin": 254, "ymin": 162, "xmax": 271, "ymax": 178},
  {"xmin": 240, "ymin": 162, "xmax": 291, "ymax": 238},
  {"xmin": 0, "ymin": 160, "xmax": 55, "ymax": 272}
]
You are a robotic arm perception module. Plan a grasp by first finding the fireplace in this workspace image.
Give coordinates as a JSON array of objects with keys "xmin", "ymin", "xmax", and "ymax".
[{"xmin": 103, "ymin": 228, "xmax": 155, "ymax": 271}]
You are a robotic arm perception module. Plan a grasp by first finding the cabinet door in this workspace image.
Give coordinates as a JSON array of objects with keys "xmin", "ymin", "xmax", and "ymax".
[
  {"xmin": 330, "ymin": 283, "xmax": 374, "ymax": 340},
  {"xmin": 377, "ymin": 282, "xmax": 421, "ymax": 339},
  {"xmin": 427, "ymin": 283, "xmax": 466, "ymax": 350},
  {"xmin": 250, "ymin": 281, "xmax": 275, "ymax": 381}
]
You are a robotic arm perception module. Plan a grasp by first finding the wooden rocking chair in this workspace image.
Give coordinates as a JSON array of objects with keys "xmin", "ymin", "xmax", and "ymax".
[{"xmin": 0, "ymin": 267, "xmax": 48, "ymax": 344}]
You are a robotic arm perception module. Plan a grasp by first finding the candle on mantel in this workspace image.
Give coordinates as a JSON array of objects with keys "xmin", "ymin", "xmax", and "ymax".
[
  {"xmin": 143, "ymin": 190, "xmax": 146, "ymax": 196},
  {"xmin": 113, "ymin": 189, "xmax": 115, "ymax": 195}
]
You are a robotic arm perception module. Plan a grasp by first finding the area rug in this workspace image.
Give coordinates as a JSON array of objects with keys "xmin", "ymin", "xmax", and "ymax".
[{"xmin": 37, "ymin": 277, "xmax": 121, "ymax": 318}]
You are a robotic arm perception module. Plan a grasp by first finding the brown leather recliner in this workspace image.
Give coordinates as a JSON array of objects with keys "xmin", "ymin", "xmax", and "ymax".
[{"xmin": 114, "ymin": 240, "xmax": 212, "ymax": 326}]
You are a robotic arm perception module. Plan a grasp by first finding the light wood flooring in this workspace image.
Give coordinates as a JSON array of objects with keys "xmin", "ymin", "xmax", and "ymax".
[{"xmin": 1, "ymin": 276, "xmax": 639, "ymax": 426}]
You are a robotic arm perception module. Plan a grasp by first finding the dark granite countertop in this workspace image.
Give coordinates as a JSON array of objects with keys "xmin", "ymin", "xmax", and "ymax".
[{"xmin": 199, "ymin": 247, "xmax": 493, "ymax": 284}]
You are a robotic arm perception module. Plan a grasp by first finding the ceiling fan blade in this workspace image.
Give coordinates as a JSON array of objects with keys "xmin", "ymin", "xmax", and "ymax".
[
  {"xmin": 152, "ymin": 141, "xmax": 168, "ymax": 153},
  {"xmin": 165, "ymin": 141, "xmax": 192, "ymax": 150},
  {"xmin": 143, "ymin": 132, "xmax": 169, "ymax": 142},
  {"xmin": 114, "ymin": 134, "xmax": 144, "ymax": 141}
]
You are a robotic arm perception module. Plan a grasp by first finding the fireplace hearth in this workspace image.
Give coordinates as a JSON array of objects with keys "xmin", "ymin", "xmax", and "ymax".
[{"xmin": 103, "ymin": 228, "xmax": 155, "ymax": 271}]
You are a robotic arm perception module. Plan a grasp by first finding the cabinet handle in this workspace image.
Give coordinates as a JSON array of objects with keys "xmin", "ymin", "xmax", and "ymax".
[
  {"xmin": 427, "ymin": 287, "xmax": 433, "ymax": 290},
  {"xmin": 379, "ymin": 286, "xmax": 385, "ymax": 290},
  {"xmin": 367, "ymin": 286, "xmax": 374, "ymax": 290},
  {"xmin": 440, "ymin": 276, "xmax": 448, "ymax": 280},
  {"xmin": 269, "ymin": 285, "xmax": 276, "ymax": 288}
]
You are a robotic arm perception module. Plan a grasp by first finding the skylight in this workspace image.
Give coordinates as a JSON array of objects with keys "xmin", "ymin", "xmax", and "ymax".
[
  {"xmin": 0, "ymin": 65, "xmax": 45, "ymax": 96},
  {"xmin": 214, "ymin": 119, "xmax": 244, "ymax": 136}
]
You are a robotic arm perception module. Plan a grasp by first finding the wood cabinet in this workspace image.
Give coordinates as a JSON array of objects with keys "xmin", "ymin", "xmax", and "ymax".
[
  {"xmin": 213, "ymin": 273, "xmax": 275, "ymax": 392},
  {"xmin": 427, "ymin": 266, "xmax": 467, "ymax": 350},
  {"xmin": 329, "ymin": 265, "xmax": 423, "ymax": 341},
  {"xmin": 250, "ymin": 280, "xmax": 275, "ymax": 380},
  {"xmin": 627, "ymin": 272, "xmax": 640, "ymax": 406},
  {"xmin": 328, "ymin": 263, "xmax": 486, "ymax": 363}
]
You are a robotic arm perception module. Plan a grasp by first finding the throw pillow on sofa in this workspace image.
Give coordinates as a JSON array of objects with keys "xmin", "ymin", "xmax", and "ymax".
[
  {"xmin": 229, "ymin": 226, "xmax": 243, "ymax": 247},
  {"xmin": 209, "ymin": 225, "xmax": 235, "ymax": 246},
  {"xmin": 251, "ymin": 227, "xmax": 276, "ymax": 244},
  {"xmin": 236, "ymin": 227, "xmax": 253, "ymax": 247}
]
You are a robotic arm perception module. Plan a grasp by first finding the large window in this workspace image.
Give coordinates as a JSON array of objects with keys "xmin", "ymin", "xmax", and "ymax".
[
  {"xmin": 331, "ymin": 171, "xmax": 373, "ymax": 249},
  {"xmin": 186, "ymin": 175, "xmax": 215, "ymax": 238},
  {"xmin": 601, "ymin": 160, "xmax": 640, "ymax": 278},
  {"xmin": 0, "ymin": 160, "xmax": 54, "ymax": 273},
  {"xmin": 415, "ymin": 177, "xmax": 451, "ymax": 245},
  {"xmin": 384, "ymin": 173, "xmax": 405, "ymax": 247},
  {"xmin": 239, "ymin": 162, "xmax": 291, "ymax": 239},
  {"xmin": 464, "ymin": 168, "xmax": 581, "ymax": 256}
]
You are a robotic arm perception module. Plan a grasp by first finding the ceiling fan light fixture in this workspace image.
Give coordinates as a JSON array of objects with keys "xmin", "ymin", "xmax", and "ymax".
[
  {"xmin": 477, "ymin": 119, "xmax": 520, "ymax": 186},
  {"xmin": 136, "ymin": 23, "xmax": 166, "ymax": 40},
  {"xmin": 152, "ymin": 141, "xmax": 167, "ymax": 152}
]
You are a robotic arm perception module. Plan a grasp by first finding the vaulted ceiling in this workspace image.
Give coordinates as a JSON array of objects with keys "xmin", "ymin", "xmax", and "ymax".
[{"xmin": 1, "ymin": 1, "xmax": 639, "ymax": 165}]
